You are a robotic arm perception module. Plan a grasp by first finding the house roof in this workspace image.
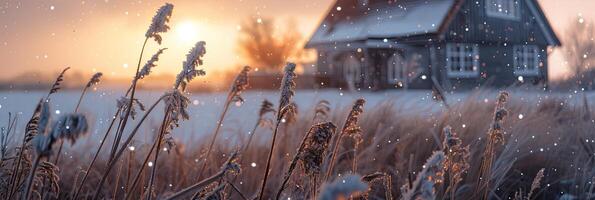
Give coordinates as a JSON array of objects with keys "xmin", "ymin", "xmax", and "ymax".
[
  {"xmin": 305, "ymin": 0, "xmax": 561, "ymax": 48},
  {"xmin": 306, "ymin": 0, "xmax": 456, "ymax": 47}
]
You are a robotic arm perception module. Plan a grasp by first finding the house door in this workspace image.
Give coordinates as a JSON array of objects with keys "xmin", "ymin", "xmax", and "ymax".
[
  {"xmin": 343, "ymin": 54, "xmax": 362, "ymax": 89},
  {"xmin": 387, "ymin": 53, "xmax": 407, "ymax": 88}
]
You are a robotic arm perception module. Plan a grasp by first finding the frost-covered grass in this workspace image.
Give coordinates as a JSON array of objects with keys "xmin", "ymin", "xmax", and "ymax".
[
  {"xmin": 0, "ymin": 88, "xmax": 593, "ymax": 199},
  {"xmin": 0, "ymin": 89, "xmax": 591, "ymax": 146}
]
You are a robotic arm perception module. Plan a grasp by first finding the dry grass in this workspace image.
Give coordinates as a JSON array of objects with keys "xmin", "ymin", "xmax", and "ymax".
[
  {"xmin": 0, "ymin": 89, "xmax": 590, "ymax": 199},
  {"xmin": 1, "ymin": 2, "xmax": 594, "ymax": 199}
]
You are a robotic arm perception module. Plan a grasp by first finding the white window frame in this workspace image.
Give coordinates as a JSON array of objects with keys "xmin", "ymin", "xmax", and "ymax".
[
  {"xmin": 343, "ymin": 54, "xmax": 363, "ymax": 85},
  {"xmin": 513, "ymin": 45, "xmax": 540, "ymax": 76},
  {"xmin": 485, "ymin": 0, "xmax": 520, "ymax": 20},
  {"xmin": 387, "ymin": 53, "xmax": 406, "ymax": 85},
  {"xmin": 446, "ymin": 43, "xmax": 480, "ymax": 78}
]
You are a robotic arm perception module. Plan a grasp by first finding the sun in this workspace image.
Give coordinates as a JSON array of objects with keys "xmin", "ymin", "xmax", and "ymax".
[{"xmin": 176, "ymin": 21, "xmax": 199, "ymax": 42}]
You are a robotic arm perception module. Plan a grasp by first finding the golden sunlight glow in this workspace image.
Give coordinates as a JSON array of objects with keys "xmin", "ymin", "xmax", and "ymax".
[{"xmin": 176, "ymin": 21, "xmax": 199, "ymax": 42}]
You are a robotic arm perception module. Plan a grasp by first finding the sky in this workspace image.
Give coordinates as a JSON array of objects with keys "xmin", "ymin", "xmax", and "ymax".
[{"xmin": 0, "ymin": 0, "xmax": 593, "ymax": 81}]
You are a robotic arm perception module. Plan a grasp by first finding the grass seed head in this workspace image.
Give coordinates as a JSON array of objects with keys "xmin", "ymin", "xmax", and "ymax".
[
  {"xmin": 145, "ymin": 3, "xmax": 173, "ymax": 44},
  {"xmin": 176, "ymin": 41, "xmax": 207, "ymax": 90},
  {"xmin": 163, "ymin": 89, "xmax": 191, "ymax": 132},
  {"xmin": 25, "ymin": 100, "xmax": 47, "ymax": 144},
  {"xmin": 401, "ymin": 151, "xmax": 445, "ymax": 200},
  {"xmin": 278, "ymin": 62, "xmax": 296, "ymax": 120},
  {"xmin": 301, "ymin": 122, "xmax": 336, "ymax": 175},
  {"xmin": 138, "ymin": 48, "xmax": 167, "ymax": 79},
  {"xmin": 48, "ymin": 67, "xmax": 70, "ymax": 98},
  {"xmin": 230, "ymin": 66, "xmax": 251, "ymax": 104},
  {"xmin": 527, "ymin": 168, "xmax": 545, "ymax": 199},
  {"xmin": 116, "ymin": 97, "xmax": 146, "ymax": 120},
  {"xmin": 259, "ymin": 99, "xmax": 275, "ymax": 118},
  {"xmin": 442, "ymin": 126, "xmax": 470, "ymax": 190},
  {"xmin": 344, "ymin": 98, "xmax": 365, "ymax": 144},
  {"xmin": 50, "ymin": 114, "xmax": 89, "ymax": 144},
  {"xmin": 86, "ymin": 72, "xmax": 103, "ymax": 88},
  {"xmin": 313, "ymin": 100, "xmax": 331, "ymax": 122}
]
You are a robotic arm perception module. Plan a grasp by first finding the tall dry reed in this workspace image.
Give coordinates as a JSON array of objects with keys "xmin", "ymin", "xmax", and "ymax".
[
  {"xmin": 324, "ymin": 98, "xmax": 365, "ymax": 181},
  {"xmin": 257, "ymin": 62, "xmax": 296, "ymax": 200},
  {"xmin": 197, "ymin": 66, "xmax": 250, "ymax": 179},
  {"xmin": 475, "ymin": 91, "xmax": 509, "ymax": 199}
]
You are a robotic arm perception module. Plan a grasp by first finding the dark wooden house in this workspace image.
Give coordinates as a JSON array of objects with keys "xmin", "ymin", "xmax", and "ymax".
[{"xmin": 305, "ymin": 0, "xmax": 560, "ymax": 90}]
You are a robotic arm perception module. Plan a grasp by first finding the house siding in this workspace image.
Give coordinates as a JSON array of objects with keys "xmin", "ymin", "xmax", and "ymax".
[
  {"xmin": 368, "ymin": 46, "xmax": 433, "ymax": 90},
  {"xmin": 433, "ymin": 43, "xmax": 549, "ymax": 90},
  {"xmin": 434, "ymin": 0, "xmax": 550, "ymax": 90},
  {"xmin": 309, "ymin": 0, "xmax": 557, "ymax": 91},
  {"xmin": 445, "ymin": 0, "xmax": 550, "ymax": 45}
]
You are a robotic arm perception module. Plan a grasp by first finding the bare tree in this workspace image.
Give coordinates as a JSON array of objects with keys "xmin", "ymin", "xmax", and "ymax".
[
  {"xmin": 237, "ymin": 18, "xmax": 303, "ymax": 72},
  {"xmin": 563, "ymin": 18, "xmax": 595, "ymax": 77}
]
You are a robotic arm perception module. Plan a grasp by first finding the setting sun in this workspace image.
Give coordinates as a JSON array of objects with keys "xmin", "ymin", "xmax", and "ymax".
[{"xmin": 176, "ymin": 21, "xmax": 199, "ymax": 42}]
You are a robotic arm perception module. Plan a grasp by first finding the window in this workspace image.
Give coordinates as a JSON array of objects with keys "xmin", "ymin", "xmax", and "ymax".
[
  {"xmin": 387, "ymin": 53, "xmax": 406, "ymax": 85},
  {"xmin": 446, "ymin": 43, "xmax": 480, "ymax": 78},
  {"xmin": 513, "ymin": 45, "xmax": 540, "ymax": 76},
  {"xmin": 342, "ymin": 54, "xmax": 363, "ymax": 86},
  {"xmin": 486, "ymin": 0, "xmax": 519, "ymax": 19}
]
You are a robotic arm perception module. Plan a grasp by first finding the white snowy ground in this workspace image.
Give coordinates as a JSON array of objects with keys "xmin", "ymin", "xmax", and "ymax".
[{"xmin": 0, "ymin": 88, "xmax": 592, "ymax": 156}]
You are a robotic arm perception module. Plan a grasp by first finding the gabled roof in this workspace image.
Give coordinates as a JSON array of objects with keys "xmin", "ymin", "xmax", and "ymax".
[
  {"xmin": 305, "ymin": 0, "xmax": 561, "ymax": 48},
  {"xmin": 525, "ymin": 0, "xmax": 561, "ymax": 46},
  {"xmin": 306, "ymin": 0, "xmax": 456, "ymax": 47}
]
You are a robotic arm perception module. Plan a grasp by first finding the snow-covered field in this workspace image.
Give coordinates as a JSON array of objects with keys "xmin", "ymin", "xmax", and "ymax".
[{"xmin": 0, "ymin": 89, "xmax": 592, "ymax": 151}]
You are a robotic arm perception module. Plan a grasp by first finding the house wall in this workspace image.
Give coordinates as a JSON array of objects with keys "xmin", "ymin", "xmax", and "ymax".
[
  {"xmin": 432, "ymin": 43, "xmax": 548, "ymax": 90},
  {"xmin": 311, "ymin": 0, "xmax": 555, "ymax": 90},
  {"xmin": 445, "ymin": 0, "xmax": 551, "ymax": 45},
  {"xmin": 315, "ymin": 46, "xmax": 435, "ymax": 90},
  {"xmin": 368, "ymin": 47, "xmax": 433, "ymax": 90},
  {"xmin": 434, "ymin": 0, "xmax": 551, "ymax": 90},
  {"xmin": 315, "ymin": 48, "xmax": 369, "ymax": 89}
]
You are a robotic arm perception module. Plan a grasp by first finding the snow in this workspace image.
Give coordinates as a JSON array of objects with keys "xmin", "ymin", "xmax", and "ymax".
[
  {"xmin": 307, "ymin": 0, "xmax": 454, "ymax": 46},
  {"xmin": 0, "ymin": 89, "xmax": 592, "ymax": 152}
]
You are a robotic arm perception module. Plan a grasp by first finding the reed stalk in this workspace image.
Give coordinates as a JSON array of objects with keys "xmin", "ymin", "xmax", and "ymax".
[
  {"xmin": 197, "ymin": 94, "xmax": 233, "ymax": 179},
  {"xmin": 242, "ymin": 99, "xmax": 274, "ymax": 153},
  {"xmin": 125, "ymin": 135, "xmax": 158, "ymax": 200},
  {"xmin": 166, "ymin": 170, "xmax": 226, "ymax": 200},
  {"xmin": 257, "ymin": 63, "xmax": 296, "ymax": 200},
  {"xmin": 165, "ymin": 153, "xmax": 238, "ymax": 200},
  {"xmin": 124, "ymin": 145, "xmax": 135, "ymax": 194},
  {"xmin": 475, "ymin": 92, "xmax": 509, "ymax": 200},
  {"xmin": 144, "ymin": 106, "xmax": 172, "ymax": 200},
  {"xmin": 22, "ymin": 155, "xmax": 41, "ymax": 200},
  {"xmin": 323, "ymin": 99, "xmax": 365, "ymax": 182},
  {"xmin": 8, "ymin": 69, "xmax": 66, "ymax": 199},
  {"xmin": 198, "ymin": 66, "xmax": 250, "ymax": 179},
  {"xmin": 92, "ymin": 95, "xmax": 166, "ymax": 200},
  {"xmin": 275, "ymin": 126, "xmax": 313, "ymax": 199},
  {"xmin": 113, "ymin": 155, "xmax": 125, "ymax": 199},
  {"xmin": 257, "ymin": 121, "xmax": 282, "ymax": 200},
  {"xmin": 108, "ymin": 37, "xmax": 149, "ymax": 161},
  {"xmin": 54, "ymin": 72, "xmax": 102, "ymax": 165},
  {"xmin": 72, "ymin": 107, "xmax": 122, "ymax": 199}
]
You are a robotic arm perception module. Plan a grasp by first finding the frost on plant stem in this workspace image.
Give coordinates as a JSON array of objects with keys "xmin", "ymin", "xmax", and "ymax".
[
  {"xmin": 116, "ymin": 97, "xmax": 146, "ymax": 120},
  {"xmin": 163, "ymin": 89, "xmax": 190, "ymax": 134},
  {"xmin": 175, "ymin": 41, "xmax": 207, "ymax": 91},
  {"xmin": 278, "ymin": 62, "xmax": 296, "ymax": 120},
  {"xmin": 138, "ymin": 48, "xmax": 167, "ymax": 79},
  {"xmin": 230, "ymin": 66, "xmax": 251, "ymax": 104},
  {"xmin": 401, "ymin": 151, "xmax": 445, "ymax": 200}
]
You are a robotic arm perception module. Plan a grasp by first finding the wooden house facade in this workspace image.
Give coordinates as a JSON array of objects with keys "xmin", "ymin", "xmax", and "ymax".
[{"xmin": 305, "ymin": 0, "xmax": 561, "ymax": 90}]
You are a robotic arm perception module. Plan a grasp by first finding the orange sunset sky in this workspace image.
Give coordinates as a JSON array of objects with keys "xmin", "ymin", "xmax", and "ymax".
[{"xmin": 0, "ymin": 0, "xmax": 593, "ymax": 81}]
